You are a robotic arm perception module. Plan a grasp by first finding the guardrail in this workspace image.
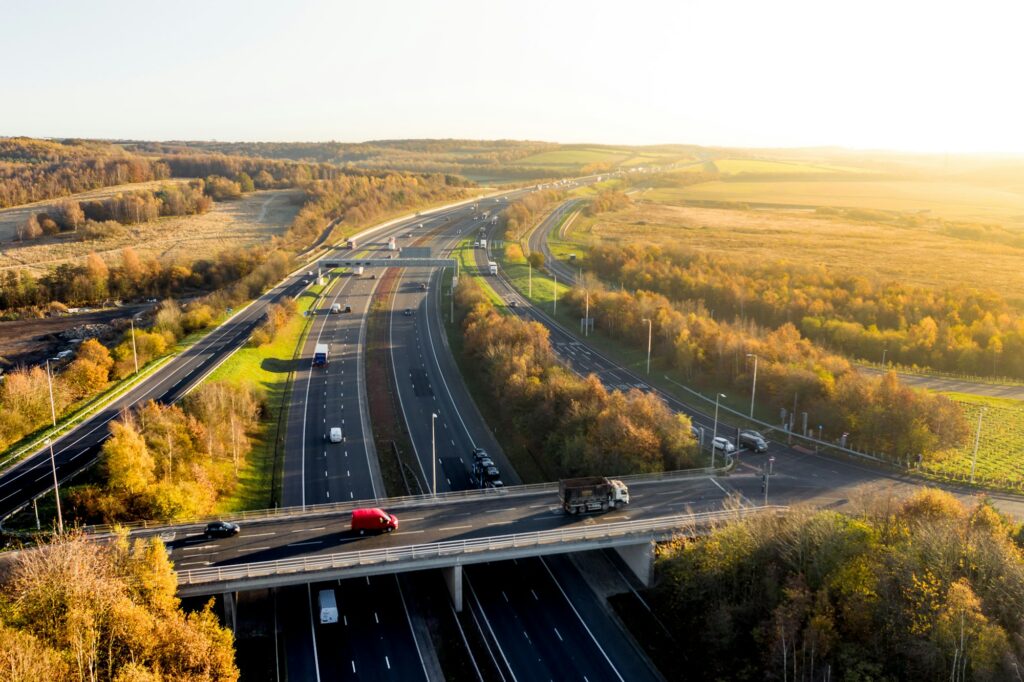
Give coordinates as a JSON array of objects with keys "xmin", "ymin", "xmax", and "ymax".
[
  {"xmin": 87, "ymin": 466, "xmax": 723, "ymax": 534},
  {"xmin": 178, "ymin": 505, "xmax": 787, "ymax": 588}
]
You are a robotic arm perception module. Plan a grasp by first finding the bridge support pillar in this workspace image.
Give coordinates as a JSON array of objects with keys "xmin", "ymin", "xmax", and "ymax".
[
  {"xmin": 221, "ymin": 591, "xmax": 238, "ymax": 633},
  {"xmin": 443, "ymin": 565, "xmax": 463, "ymax": 612},
  {"xmin": 614, "ymin": 541, "xmax": 655, "ymax": 587}
]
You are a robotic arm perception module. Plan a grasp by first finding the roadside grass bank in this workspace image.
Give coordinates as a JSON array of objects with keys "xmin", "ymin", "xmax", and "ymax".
[{"xmin": 209, "ymin": 282, "xmax": 325, "ymax": 513}]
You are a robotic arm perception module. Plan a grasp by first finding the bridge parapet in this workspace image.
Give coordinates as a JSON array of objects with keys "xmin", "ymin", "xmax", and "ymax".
[{"xmin": 177, "ymin": 505, "xmax": 785, "ymax": 597}]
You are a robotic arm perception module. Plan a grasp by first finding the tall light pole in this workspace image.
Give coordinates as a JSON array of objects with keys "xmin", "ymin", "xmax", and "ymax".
[
  {"xmin": 881, "ymin": 345, "xmax": 887, "ymax": 367},
  {"xmin": 129, "ymin": 319, "xmax": 139, "ymax": 375},
  {"xmin": 969, "ymin": 407, "xmax": 986, "ymax": 484},
  {"xmin": 45, "ymin": 438, "xmax": 63, "ymax": 534},
  {"xmin": 710, "ymin": 393, "xmax": 725, "ymax": 469},
  {"xmin": 45, "ymin": 359, "xmax": 57, "ymax": 427},
  {"xmin": 746, "ymin": 353, "xmax": 758, "ymax": 418},
  {"xmin": 641, "ymin": 318, "xmax": 652, "ymax": 374},
  {"xmin": 431, "ymin": 413, "xmax": 438, "ymax": 496},
  {"xmin": 528, "ymin": 260, "xmax": 532, "ymax": 298}
]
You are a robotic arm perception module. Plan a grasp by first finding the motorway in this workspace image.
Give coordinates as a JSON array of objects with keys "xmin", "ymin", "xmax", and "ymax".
[
  {"xmin": 392, "ymin": 199, "xmax": 663, "ymax": 681},
  {"xmin": 273, "ymin": 210, "xmax": 467, "ymax": 681},
  {"xmin": 0, "ymin": 272, "xmax": 311, "ymax": 522}
]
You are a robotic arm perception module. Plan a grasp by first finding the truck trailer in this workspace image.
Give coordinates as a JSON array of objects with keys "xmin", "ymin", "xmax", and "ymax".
[
  {"xmin": 559, "ymin": 477, "xmax": 629, "ymax": 514},
  {"xmin": 318, "ymin": 589, "xmax": 338, "ymax": 624},
  {"xmin": 488, "ymin": 261, "xmax": 498, "ymax": 275},
  {"xmin": 313, "ymin": 343, "xmax": 329, "ymax": 367}
]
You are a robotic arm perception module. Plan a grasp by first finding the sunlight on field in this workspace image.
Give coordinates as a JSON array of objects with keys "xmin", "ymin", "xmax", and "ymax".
[
  {"xmin": 712, "ymin": 158, "xmax": 876, "ymax": 175},
  {"xmin": 0, "ymin": 188, "xmax": 301, "ymax": 273},
  {"xmin": 655, "ymin": 179, "xmax": 1024, "ymax": 224},
  {"xmin": 570, "ymin": 202, "xmax": 1024, "ymax": 309}
]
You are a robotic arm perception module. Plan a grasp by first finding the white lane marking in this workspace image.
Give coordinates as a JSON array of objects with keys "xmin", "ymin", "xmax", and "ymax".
[
  {"xmin": 438, "ymin": 525, "xmax": 473, "ymax": 531},
  {"xmin": 306, "ymin": 585, "xmax": 323, "ymax": 682},
  {"xmin": 540, "ymin": 558, "xmax": 625, "ymax": 682},
  {"xmin": 291, "ymin": 527, "xmax": 326, "ymax": 533},
  {"xmin": 708, "ymin": 476, "xmax": 730, "ymax": 495},
  {"xmin": 242, "ymin": 532, "xmax": 277, "ymax": 537},
  {"xmin": 554, "ymin": 627, "xmax": 563, "ymax": 642},
  {"xmin": 288, "ymin": 540, "xmax": 323, "ymax": 547},
  {"xmin": 243, "ymin": 546, "xmax": 271, "ymax": 552}
]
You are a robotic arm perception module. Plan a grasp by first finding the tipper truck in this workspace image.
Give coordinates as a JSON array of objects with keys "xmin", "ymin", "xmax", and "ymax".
[
  {"xmin": 559, "ymin": 477, "xmax": 629, "ymax": 514},
  {"xmin": 313, "ymin": 343, "xmax": 329, "ymax": 367}
]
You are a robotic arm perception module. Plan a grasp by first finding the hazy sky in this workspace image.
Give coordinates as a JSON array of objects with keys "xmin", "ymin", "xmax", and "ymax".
[{"xmin": 3, "ymin": 0, "xmax": 1022, "ymax": 152}]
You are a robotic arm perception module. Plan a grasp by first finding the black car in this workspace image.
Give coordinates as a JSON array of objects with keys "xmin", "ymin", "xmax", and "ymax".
[
  {"xmin": 739, "ymin": 430, "xmax": 769, "ymax": 453},
  {"xmin": 471, "ymin": 448, "xmax": 489, "ymax": 463},
  {"xmin": 403, "ymin": 308, "xmax": 413, "ymax": 317},
  {"xmin": 204, "ymin": 521, "xmax": 240, "ymax": 538}
]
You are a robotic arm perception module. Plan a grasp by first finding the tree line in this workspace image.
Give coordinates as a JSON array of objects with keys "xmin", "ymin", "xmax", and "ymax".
[
  {"xmin": 0, "ymin": 138, "xmax": 171, "ymax": 209},
  {"xmin": 71, "ymin": 380, "xmax": 261, "ymax": 523},
  {"xmin": 0, "ymin": 532, "xmax": 237, "ymax": 680},
  {"xmin": 649, "ymin": 489, "xmax": 1024, "ymax": 681},
  {"xmin": 562, "ymin": 284, "xmax": 968, "ymax": 459},
  {"xmin": 455, "ymin": 278, "xmax": 698, "ymax": 477},
  {"xmin": 586, "ymin": 242, "xmax": 1024, "ymax": 379}
]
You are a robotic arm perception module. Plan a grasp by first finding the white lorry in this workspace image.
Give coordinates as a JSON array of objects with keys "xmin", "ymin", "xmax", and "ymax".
[{"xmin": 318, "ymin": 589, "xmax": 338, "ymax": 624}]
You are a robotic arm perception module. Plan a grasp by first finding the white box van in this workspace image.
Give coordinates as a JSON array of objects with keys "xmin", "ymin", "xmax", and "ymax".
[
  {"xmin": 318, "ymin": 589, "xmax": 338, "ymax": 624},
  {"xmin": 329, "ymin": 427, "xmax": 343, "ymax": 443},
  {"xmin": 354, "ymin": 266, "xmax": 364, "ymax": 276},
  {"xmin": 330, "ymin": 303, "xmax": 341, "ymax": 314}
]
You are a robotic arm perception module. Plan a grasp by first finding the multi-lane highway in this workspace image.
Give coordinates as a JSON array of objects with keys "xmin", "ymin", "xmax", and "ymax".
[
  {"xmin": 388, "ymin": 199, "xmax": 667, "ymax": 680},
  {"xmin": 0, "ymin": 272, "xmax": 311, "ymax": 522}
]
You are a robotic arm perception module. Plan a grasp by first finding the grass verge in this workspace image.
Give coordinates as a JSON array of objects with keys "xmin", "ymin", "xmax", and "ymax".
[{"xmin": 210, "ymin": 283, "xmax": 325, "ymax": 513}]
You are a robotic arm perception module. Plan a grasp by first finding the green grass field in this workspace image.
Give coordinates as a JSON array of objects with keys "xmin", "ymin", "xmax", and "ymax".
[
  {"xmin": 515, "ymin": 148, "xmax": 635, "ymax": 168},
  {"xmin": 209, "ymin": 282, "xmax": 324, "ymax": 512},
  {"xmin": 921, "ymin": 393, "xmax": 1024, "ymax": 489}
]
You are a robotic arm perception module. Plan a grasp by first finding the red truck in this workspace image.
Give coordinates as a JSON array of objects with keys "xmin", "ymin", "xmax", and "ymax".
[{"xmin": 351, "ymin": 508, "xmax": 399, "ymax": 534}]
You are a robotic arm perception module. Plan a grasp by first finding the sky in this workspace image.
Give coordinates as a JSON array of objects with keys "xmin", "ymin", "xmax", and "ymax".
[{"xmin": 2, "ymin": 0, "xmax": 1023, "ymax": 153}]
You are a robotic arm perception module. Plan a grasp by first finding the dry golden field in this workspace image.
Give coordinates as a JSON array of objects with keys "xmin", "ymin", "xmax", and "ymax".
[
  {"xmin": 571, "ymin": 202, "xmax": 1024, "ymax": 308},
  {"xmin": 0, "ymin": 188, "xmax": 302, "ymax": 272}
]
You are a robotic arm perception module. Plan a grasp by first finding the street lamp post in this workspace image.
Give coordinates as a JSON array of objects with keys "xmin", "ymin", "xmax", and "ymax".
[
  {"xmin": 45, "ymin": 438, "xmax": 63, "ymax": 534},
  {"xmin": 45, "ymin": 359, "xmax": 57, "ymax": 427},
  {"xmin": 746, "ymin": 353, "xmax": 758, "ymax": 418},
  {"xmin": 528, "ymin": 261, "xmax": 532, "ymax": 297},
  {"xmin": 584, "ymin": 290, "xmax": 590, "ymax": 337},
  {"xmin": 710, "ymin": 393, "xmax": 725, "ymax": 469},
  {"xmin": 641, "ymin": 319, "xmax": 652, "ymax": 374},
  {"xmin": 969, "ymin": 407, "xmax": 986, "ymax": 484},
  {"xmin": 130, "ymin": 319, "xmax": 139, "ymax": 375},
  {"xmin": 882, "ymin": 346, "xmax": 887, "ymax": 367},
  {"xmin": 431, "ymin": 413, "xmax": 438, "ymax": 496}
]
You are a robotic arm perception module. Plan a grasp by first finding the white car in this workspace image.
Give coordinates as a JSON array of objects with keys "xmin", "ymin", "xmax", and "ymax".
[
  {"xmin": 712, "ymin": 437, "xmax": 735, "ymax": 454},
  {"xmin": 329, "ymin": 427, "xmax": 343, "ymax": 443}
]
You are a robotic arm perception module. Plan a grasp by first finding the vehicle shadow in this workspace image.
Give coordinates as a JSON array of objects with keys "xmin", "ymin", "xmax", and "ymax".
[{"xmin": 260, "ymin": 357, "xmax": 300, "ymax": 374}]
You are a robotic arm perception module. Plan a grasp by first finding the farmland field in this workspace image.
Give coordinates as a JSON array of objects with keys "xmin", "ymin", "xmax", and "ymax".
[
  {"xmin": 923, "ymin": 395, "xmax": 1024, "ymax": 489},
  {"xmin": 650, "ymin": 178, "xmax": 1024, "ymax": 225},
  {"xmin": 567, "ymin": 201, "xmax": 1024, "ymax": 309},
  {"xmin": 711, "ymin": 158, "xmax": 877, "ymax": 175},
  {"xmin": 515, "ymin": 148, "xmax": 635, "ymax": 168},
  {"xmin": 0, "ymin": 188, "xmax": 302, "ymax": 273}
]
